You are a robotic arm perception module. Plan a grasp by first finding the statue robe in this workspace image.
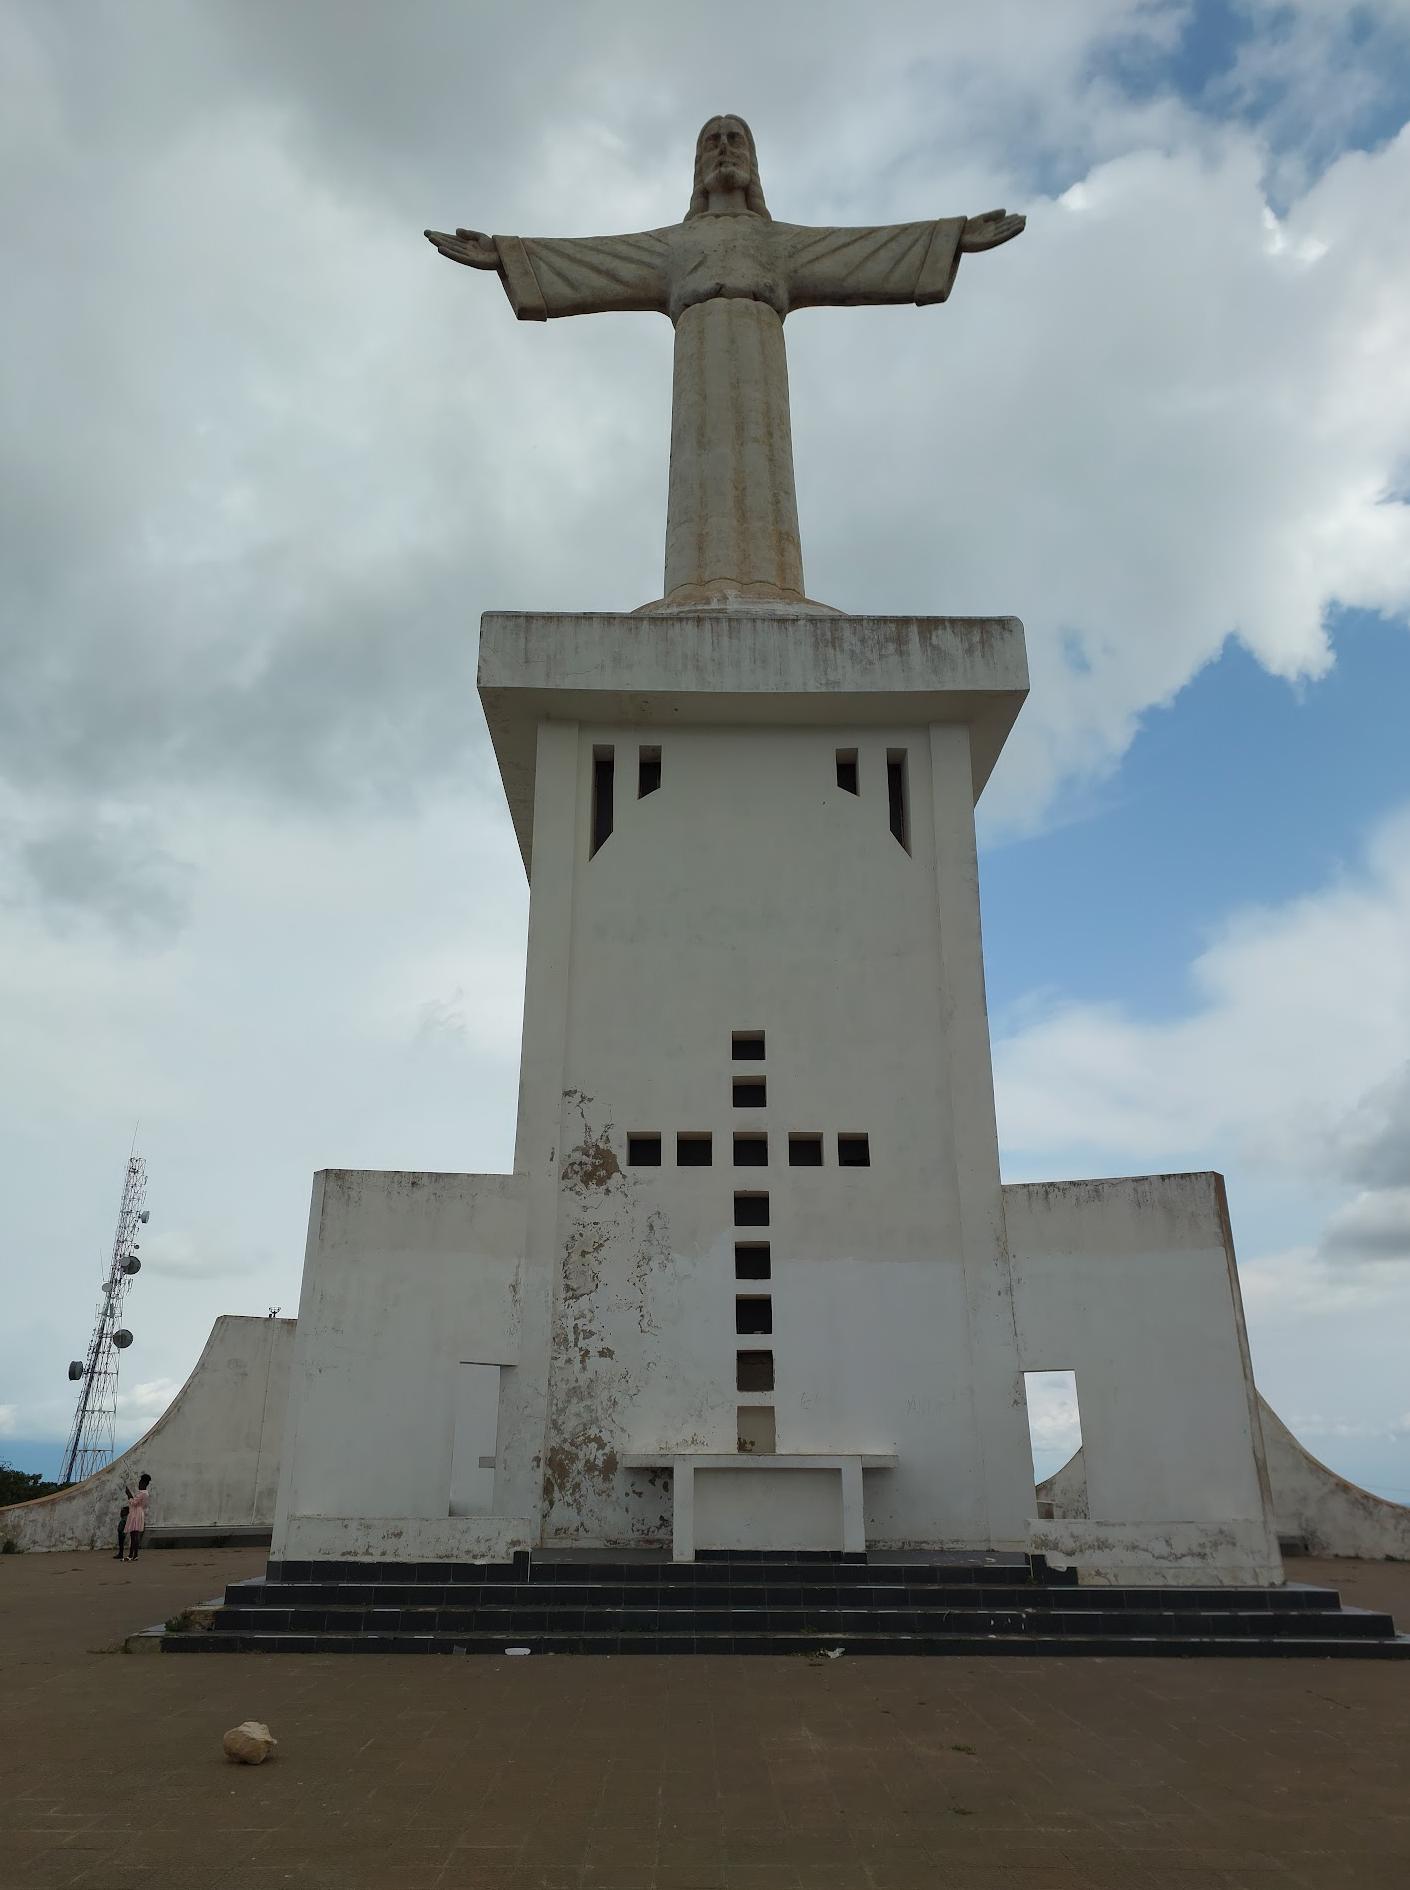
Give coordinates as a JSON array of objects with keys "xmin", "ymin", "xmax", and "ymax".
[{"xmin": 489, "ymin": 214, "xmax": 968, "ymax": 608}]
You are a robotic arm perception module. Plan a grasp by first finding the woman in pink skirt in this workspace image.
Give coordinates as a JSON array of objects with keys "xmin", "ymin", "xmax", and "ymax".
[{"xmin": 124, "ymin": 1473, "xmax": 151, "ymax": 1561}]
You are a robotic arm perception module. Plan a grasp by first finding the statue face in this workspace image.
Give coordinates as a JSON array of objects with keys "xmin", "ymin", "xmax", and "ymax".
[{"xmin": 698, "ymin": 117, "xmax": 753, "ymax": 194}]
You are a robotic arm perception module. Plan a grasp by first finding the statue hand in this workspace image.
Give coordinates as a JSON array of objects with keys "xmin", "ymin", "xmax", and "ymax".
[
  {"xmin": 424, "ymin": 227, "xmax": 500, "ymax": 270},
  {"xmin": 960, "ymin": 209, "xmax": 1026, "ymax": 252}
]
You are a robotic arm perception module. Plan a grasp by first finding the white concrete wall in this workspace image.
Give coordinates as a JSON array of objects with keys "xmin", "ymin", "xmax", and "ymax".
[
  {"xmin": 1258, "ymin": 1396, "xmax": 1410, "ymax": 1561},
  {"xmin": 509, "ymin": 696, "xmax": 1034, "ymax": 1550},
  {"xmin": 271, "ymin": 1169, "xmax": 533, "ymax": 1562},
  {"xmin": 1007, "ymin": 1174, "xmax": 1282, "ymax": 1584},
  {"xmin": 268, "ymin": 612, "xmax": 1301, "ymax": 1575},
  {"xmin": 0, "ymin": 1315, "xmax": 293, "ymax": 1553},
  {"xmin": 1040, "ymin": 1398, "xmax": 1410, "ymax": 1563}
]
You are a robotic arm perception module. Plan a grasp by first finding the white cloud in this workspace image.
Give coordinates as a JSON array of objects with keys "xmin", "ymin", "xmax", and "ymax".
[
  {"xmin": 1024, "ymin": 1370, "xmax": 1084, "ymax": 1452},
  {"xmin": 1321, "ymin": 1187, "xmax": 1410, "ymax": 1262},
  {"xmin": 994, "ymin": 805, "xmax": 1410, "ymax": 1174},
  {"xmin": 116, "ymin": 1379, "xmax": 182, "ymax": 1427},
  {"xmin": 0, "ymin": 1405, "xmax": 18, "ymax": 1439}
]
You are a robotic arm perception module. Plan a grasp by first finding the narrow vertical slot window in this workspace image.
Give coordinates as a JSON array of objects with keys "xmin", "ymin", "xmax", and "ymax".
[
  {"xmin": 638, "ymin": 745, "xmax": 661, "ymax": 797},
  {"xmin": 835, "ymin": 748, "xmax": 859, "ymax": 794},
  {"xmin": 886, "ymin": 749, "xmax": 909, "ymax": 852},
  {"xmin": 737, "ymin": 1406, "xmax": 776, "ymax": 1454},
  {"xmin": 590, "ymin": 746, "xmax": 615, "ymax": 857}
]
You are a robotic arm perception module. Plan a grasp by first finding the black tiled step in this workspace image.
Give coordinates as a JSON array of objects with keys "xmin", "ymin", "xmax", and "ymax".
[
  {"xmin": 183, "ymin": 1553, "xmax": 1406, "ymax": 1659},
  {"xmin": 209, "ymin": 1601, "xmax": 1398, "ymax": 1640},
  {"xmin": 232, "ymin": 1575, "xmax": 1348, "ymax": 1612},
  {"xmin": 165, "ymin": 1627, "xmax": 1410, "ymax": 1658}
]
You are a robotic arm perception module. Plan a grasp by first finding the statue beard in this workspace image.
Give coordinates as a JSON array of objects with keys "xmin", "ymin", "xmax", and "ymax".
[{"xmin": 704, "ymin": 157, "xmax": 751, "ymax": 194}]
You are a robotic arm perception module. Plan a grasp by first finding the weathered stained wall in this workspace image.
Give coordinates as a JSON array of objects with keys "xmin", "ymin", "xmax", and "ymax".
[
  {"xmin": 0, "ymin": 1315, "xmax": 293, "ymax": 1553},
  {"xmin": 266, "ymin": 611, "xmax": 1315, "ymax": 1573},
  {"xmin": 509, "ymin": 686, "xmax": 1035, "ymax": 1552},
  {"xmin": 1006, "ymin": 1173, "xmax": 1282, "ymax": 1584},
  {"xmin": 271, "ymin": 1170, "xmax": 532, "ymax": 1563}
]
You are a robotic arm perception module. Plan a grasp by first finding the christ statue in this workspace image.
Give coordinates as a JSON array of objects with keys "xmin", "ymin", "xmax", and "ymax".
[{"xmin": 427, "ymin": 114, "xmax": 1024, "ymax": 612}]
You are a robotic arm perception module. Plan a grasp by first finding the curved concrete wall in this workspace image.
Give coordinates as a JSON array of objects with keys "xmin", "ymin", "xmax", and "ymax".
[
  {"xmin": 1257, "ymin": 1395, "xmax": 1410, "ymax": 1561},
  {"xmin": 1038, "ymin": 1393, "xmax": 1410, "ymax": 1563},
  {"xmin": 0, "ymin": 1315, "xmax": 294, "ymax": 1553}
]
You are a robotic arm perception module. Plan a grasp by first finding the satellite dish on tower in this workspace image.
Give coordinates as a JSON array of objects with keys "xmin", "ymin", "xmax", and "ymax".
[
  {"xmin": 112, "ymin": 1329, "xmax": 133, "ymax": 1350},
  {"xmin": 67, "ymin": 1360, "xmax": 85, "ymax": 1381}
]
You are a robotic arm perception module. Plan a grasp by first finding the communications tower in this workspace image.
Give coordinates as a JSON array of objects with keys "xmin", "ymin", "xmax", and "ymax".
[{"xmin": 60, "ymin": 1153, "xmax": 150, "ymax": 1485}]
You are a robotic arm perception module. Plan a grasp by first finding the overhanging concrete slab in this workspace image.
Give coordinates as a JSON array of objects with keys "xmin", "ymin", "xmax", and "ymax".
[{"xmin": 478, "ymin": 610, "xmax": 1028, "ymax": 871}]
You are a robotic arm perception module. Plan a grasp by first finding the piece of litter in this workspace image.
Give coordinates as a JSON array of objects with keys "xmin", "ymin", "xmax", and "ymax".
[
  {"xmin": 824, "ymin": 1647, "xmax": 845, "ymax": 1659},
  {"xmin": 223, "ymin": 1720, "xmax": 277, "ymax": 1765},
  {"xmin": 505, "ymin": 1646, "xmax": 531, "ymax": 1656}
]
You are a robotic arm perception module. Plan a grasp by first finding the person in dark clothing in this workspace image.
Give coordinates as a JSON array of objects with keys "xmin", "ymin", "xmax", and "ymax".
[{"xmin": 114, "ymin": 1498, "xmax": 129, "ymax": 1560}]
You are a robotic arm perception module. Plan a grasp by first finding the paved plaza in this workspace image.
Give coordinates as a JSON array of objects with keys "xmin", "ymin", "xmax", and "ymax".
[{"xmin": 1, "ymin": 1550, "xmax": 1406, "ymax": 1889}]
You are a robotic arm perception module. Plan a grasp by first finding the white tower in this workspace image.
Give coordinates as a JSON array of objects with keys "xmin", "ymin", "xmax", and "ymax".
[{"xmin": 479, "ymin": 608, "xmax": 1036, "ymax": 1556}]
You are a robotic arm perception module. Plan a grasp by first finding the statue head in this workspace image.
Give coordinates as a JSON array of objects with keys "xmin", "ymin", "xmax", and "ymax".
[{"xmin": 687, "ymin": 115, "xmax": 770, "ymax": 220}]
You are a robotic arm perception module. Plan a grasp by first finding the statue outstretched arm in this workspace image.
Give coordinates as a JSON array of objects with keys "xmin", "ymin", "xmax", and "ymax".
[
  {"xmin": 781, "ymin": 209, "xmax": 1024, "ymax": 312},
  {"xmin": 425, "ymin": 226, "xmax": 670, "ymax": 322}
]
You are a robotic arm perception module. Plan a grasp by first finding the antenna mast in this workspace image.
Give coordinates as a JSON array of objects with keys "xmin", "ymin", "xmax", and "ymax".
[{"xmin": 60, "ymin": 1153, "xmax": 150, "ymax": 1485}]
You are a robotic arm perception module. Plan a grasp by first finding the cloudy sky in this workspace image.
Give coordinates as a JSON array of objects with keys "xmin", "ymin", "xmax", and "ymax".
[{"xmin": 3, "ymin": 0, "xmax": 1409, "ymax": 1497}]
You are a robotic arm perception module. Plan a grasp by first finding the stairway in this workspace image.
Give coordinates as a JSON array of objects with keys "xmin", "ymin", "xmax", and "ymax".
[{"xmin": 163, "ymin": 1551, "xmax": 1409, "ymax": 1657}]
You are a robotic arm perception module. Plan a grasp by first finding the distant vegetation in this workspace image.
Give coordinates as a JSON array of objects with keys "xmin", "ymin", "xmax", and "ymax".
[{"xmin": 0, "ymin": 1461, "xmax": 61, "ymax": 1506}]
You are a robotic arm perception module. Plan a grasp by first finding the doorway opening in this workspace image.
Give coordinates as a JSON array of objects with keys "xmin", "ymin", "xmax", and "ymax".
[{"xmin": 1022, "ymin": 1369, "xmax": 1085, "ymax": 1518}]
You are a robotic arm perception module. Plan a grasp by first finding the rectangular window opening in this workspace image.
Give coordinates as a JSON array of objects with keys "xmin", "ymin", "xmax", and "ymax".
[
  {"xmin": 734, "ymin": 1132, "xmax": 768, "ymax": 1168},
  {"xmin": 736, "ymin": 1349, "xmax": 774, "ymax": 1393},
  {"xmin": 737, "ymin": 1405, "xmax": 776, "ymax": 1454},
  {"xmin": 1023, "ymin": 1370, "xmax": 1085, "ymax": 1518},
  {"xmin": 627, "ymin": 1133, "xmax": 661, "ymax": 1167},
  {"xmin": 886, "ymin": 748, "xmax": 909, "ymax": 852},
  {"xmin": 735, "ymin": 1242, "xmax": 771, "ymax": 1280},
  {"xmin": 676, "ymin": 1132, "xmax": 713, "ymax": 1167},
  {"xmin": 837, "ymin": 1133, "xmax": 870, "ymax": 1168},
  {"xmin": 590, "ymin": 745, "xmax": 615, "ymax": 857},
  {"xmin": 734, "ymin": 1191, "xmax": 769, "ymax": 1227},
  {"xmin": 735, "ymin": 1295, "xmax": 773, "ymax": 1335},
  {"xmin": 732, "ymin": 1077, "xmax": 767, "ymax": 1108},
  {"xmin": 638, "ymin": 745, "xmax": 661, "ymax": 798},
  {"xmin": 731, "ymin": 1029, "xmax": 766, "ymax": 1061},
  {"xmin": 835, "ymin": 748, "xmax": 859, "ymax": 795},
  {"xmin": 788, "ymin": 1133, "xmax": 823, "ymax": 1167}
]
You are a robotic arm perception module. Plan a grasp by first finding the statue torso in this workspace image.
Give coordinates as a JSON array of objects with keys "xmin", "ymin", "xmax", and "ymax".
[{"xmin": 663, "ymin": 214, "xmax": 786, "ymax": 325}]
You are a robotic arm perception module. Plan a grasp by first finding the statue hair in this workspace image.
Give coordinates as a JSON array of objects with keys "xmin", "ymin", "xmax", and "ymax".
[{"xmin": 686, "ymin": 115, "xmax": 770, "ymax": 220}]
